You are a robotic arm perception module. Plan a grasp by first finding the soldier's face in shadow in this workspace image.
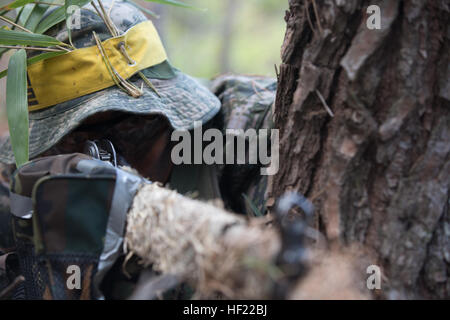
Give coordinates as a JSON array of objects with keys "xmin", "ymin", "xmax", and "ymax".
[{"xmin": 39, "ymin": 112, "xmax": 174, "ymax": 183}]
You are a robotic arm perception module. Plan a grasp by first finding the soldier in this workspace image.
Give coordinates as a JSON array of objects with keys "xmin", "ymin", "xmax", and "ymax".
[{"xmin": 0, "ymin": 0, "xmax": 276, "ymax": 299}]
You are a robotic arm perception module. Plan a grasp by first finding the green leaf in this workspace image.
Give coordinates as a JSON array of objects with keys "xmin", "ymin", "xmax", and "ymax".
[
  {"xmin": 6, "ymin": 48, "xmax": 29, "ymax": 167},
  {"xmin": 35, "ymin": 0, "xmax": 91, "ymax": 34},
  {"xmin": 0, "ymin": 50, "xmax": 66, "ymax": 78},
  {"xmin": 17, "ymin": 3, "xmax": 35, "ymax": 26},
  {"xmin": 27, "ymin": 49, "xmax": 65, "ymax": 62},
  {"xmin": 24, "ymin": 2, "xmax": 51, "ymax": 32},
  {"xmin": 143, "ymin": 0, "xmax": 205, "ymax": 10},
  {"xmin": 14, "ymin": 5, "xmax": 22, "ymax": 22},
  {"xmin": 4, "ymin": 0, "xmax": 34, "ymax": 9},
  {"xmin": 0, "ymin": 28, "xmax": 63, "ymax": 46}
]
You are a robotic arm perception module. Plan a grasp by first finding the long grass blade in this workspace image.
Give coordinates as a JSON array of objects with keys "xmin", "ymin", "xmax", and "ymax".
[
  {"xmin": 6, "ymin": 48, "xmax": 29, "ymax": 167},
  {"xmin": 2, "ymin": 0, "xmax": 34, "ymax": 9},
  {"xmin": 17, "ymin": 3, "xmax": 35, "ymax": 26},
  {"xmin": 0, "ymin": 28, "xmax": 63, "ymax": 46},
  {"xmin": 24, "ymin": 2, "xmax": 51, "ymax": 32}
]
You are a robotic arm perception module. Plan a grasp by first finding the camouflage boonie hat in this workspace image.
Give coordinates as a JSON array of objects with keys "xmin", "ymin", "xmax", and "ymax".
[{"xmin": 0, "ymin": 0, "xmax": 220, "ymax": 164}]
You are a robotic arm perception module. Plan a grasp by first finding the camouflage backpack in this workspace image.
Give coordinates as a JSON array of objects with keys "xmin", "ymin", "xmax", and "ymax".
[{"xmin": 7, "ymin": 153, "xmax": 145, "ymax": 299}]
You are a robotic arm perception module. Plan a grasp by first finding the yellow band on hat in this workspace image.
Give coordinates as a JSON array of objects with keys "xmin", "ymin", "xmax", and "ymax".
[{"xmin": 27, "ymin": 20, "xmax": 167, "ymax": 111}]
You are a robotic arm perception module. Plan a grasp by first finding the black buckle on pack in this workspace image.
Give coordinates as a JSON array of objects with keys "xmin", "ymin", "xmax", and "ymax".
[{"xmin": 83, "ymin": 139, "xmax": 117, "ymax": 167}]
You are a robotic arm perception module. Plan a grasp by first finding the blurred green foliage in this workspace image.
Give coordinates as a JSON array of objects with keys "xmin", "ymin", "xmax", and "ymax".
[{"xmin": 143, "ymin": 0, "xmax": 287, "ymax": 79}]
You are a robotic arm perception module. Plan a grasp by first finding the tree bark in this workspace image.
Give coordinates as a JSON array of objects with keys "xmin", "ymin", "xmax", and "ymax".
[{"xmin": 269, "ymin": 0, "xmax": 449, "ymax": 299}]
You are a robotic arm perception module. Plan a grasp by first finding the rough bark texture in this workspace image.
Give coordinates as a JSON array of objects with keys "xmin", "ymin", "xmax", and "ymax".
[{"xmin": 269, "ymin": 0, "xmax": 449, "ymax": 299}]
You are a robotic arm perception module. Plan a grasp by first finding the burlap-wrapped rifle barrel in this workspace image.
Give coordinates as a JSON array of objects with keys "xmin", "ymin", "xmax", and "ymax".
[{"xmin": 124, "ymin": 183, "xmax": 281, "ymax": 299}]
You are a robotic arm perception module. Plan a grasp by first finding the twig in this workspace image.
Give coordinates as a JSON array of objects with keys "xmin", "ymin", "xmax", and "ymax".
[
  {"xmin": 0, "ymin": 15, "xmax": 72, "ymax": 52},
  {"xmin": 315, "ymin": 89, "xmax": 334, "ymax": 117},
  {"xmin": 94, "ymin": 0, "xmax": 160, "ymax": 97},
  {"xmin": 108, "ymin": 0, "xmax": 116, "ymax": 16},
  {"xmin": 97, "ymin": 0, "xmax": 120, "ymax": 36},
  {"xmin": 117, "ymin": 38, "xmax": 160, "ymax": 96},
  {"xmin": 91, "ymin": 1, "xmax": 116, "ymax": 36},
  {"xmin": 118, "ymin": 42, "xmax": 136, "ymax": 65},
  {"xmin": 93, "ymin": 31, "xmax": 142, "ymax": 97},
  {"xmin": 0, "ymin": 45, "xmax": 65, "ymax": 52},
  {"xmin": 0, "ymin": 15, "xmax": 33, "ymax": 33},
  {"xmin": 311, "ymin": 0, "xmax": 323, "ymax": 35},
  {"xmin": 138, "ymin": 71, "xmax": 161, "ymax": 97},
  {"xmin": 92, "ymin": 10, "xmax": 140, "ymax": 97},
  {"xmin": 93, "ymin": 31, "xmax": 129, "ymax": 93},
  {"xmin": 55, "ymin": 45, "xmax": 72, "ymax": 52},
  {"xmin": 304, "ymin": 1, "xmax": 316, "ymax": 35},
  {"xmin": 119, "ymin": 42, "xmax": 161, "ymax": 98}
]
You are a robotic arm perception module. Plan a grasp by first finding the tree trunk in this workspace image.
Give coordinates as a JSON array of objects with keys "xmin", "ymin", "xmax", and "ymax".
[{"xmin": 268, "ymin": 0, "xmax": 449, "ymax": 299}]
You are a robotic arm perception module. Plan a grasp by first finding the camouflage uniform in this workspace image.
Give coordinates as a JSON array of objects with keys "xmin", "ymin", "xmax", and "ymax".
[
  {"xmin": 210, "ymin": 74, "xmax": 276, "ymax": 215},
  {"xmin": 0, "ymin": 0, "xmax": 277, "ymax": 299}
]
